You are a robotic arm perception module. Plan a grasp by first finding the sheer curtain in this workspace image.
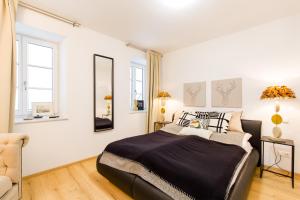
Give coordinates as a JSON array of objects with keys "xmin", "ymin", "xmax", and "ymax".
[
  {"xmin": 0, "ymin": 0, "xmax": 19, "ymax": 132},
  {"xmin": 146, "ymin": 50, "xmax": 162, "ymax": 133}
]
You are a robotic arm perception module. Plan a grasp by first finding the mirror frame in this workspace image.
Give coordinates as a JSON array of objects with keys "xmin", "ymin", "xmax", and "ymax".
[{"xmin": 93, "ymin": 54, "xmax": 114, "ymax": 132}]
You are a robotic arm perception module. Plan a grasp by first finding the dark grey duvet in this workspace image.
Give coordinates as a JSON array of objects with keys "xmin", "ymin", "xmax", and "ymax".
[{"xmin": 104, "ymin": 131, "xmax": 246, "ymax": 200}]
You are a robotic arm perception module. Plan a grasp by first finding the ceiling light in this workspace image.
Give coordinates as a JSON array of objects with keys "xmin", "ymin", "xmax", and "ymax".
[{"xmin": 161, "ymin": 0, "xmax": 196, "ymax": 10}]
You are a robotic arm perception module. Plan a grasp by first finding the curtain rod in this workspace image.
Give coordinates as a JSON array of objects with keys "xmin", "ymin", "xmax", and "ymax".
[
  {"xmin": 126, "ymin": 43, "xmax": 163, "ymax": 57},
  {"xmin": 126, "ymin": 43, "xmax": 147, "ymax": 53},
  {"xmin": 18, "ymin": 1, "xmax": 81, "ymax": 27}
]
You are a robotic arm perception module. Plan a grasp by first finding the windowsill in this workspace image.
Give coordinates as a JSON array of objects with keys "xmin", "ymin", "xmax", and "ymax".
[
  {"xmin": 14, "ymin": 116, "xmax": 68, "ymax": 125},
  {"xmin": 129, "ymin": 110, "xmax": 147, "ymax": 114}
]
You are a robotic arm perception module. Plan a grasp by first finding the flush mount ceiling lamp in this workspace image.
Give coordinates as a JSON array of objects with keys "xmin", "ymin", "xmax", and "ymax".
[{"xmin": 161, "ymin": 0, "xmax": 196, "ymax": 9}]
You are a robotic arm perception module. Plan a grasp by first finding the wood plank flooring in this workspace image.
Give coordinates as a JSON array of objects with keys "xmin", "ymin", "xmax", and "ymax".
[{"xmin": 22, "ymin": 157, "xmax": 300, "ymax": 200}]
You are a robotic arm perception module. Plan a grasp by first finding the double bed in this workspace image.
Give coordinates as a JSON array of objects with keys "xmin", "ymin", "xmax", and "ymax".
[
  {"xmin": 96, "ymin": 119, "xmax": 261, "ymax": 200},
  {"xmin": 95, "ymin": 117, "xmax": 112, "ymax": 129}
]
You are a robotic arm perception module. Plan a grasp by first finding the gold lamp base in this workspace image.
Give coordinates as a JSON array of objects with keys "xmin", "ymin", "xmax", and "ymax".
[
  {"xmin": 272, "ymin": 127, "xmax": 282, "ymax": 138},
  {"xmin": 271, "ymin": 102, "xmax": 283, "ymax": 139},
  {"xmin": 160, "ymin": 107, "xmax": 166, "ymax": 122}
]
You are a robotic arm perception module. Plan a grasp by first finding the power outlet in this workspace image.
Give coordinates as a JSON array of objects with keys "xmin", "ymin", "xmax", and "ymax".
[{"xmin": 277, "ymin": 150, "xmax": 290, "ymax": 158}]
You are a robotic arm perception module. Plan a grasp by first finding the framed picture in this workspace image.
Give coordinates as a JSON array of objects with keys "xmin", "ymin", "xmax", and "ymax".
[
  {"xmin": 137, "ymin": 100, "xmax": 144, "ymax": 110},
  {"xmin": 32, "ymin": 102, "xmax": 54, "ymax": 117},
  {"xmin": 183, "ymin": 82, "xmax": 206, "ymax": 107},
  {"xmin": 211, "ymin": 78, "xmax": 242, "ymax": 108}
]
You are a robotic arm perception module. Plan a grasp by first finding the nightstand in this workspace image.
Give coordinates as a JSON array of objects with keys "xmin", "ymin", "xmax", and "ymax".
[
  {"xmin": 154, "ymin": 121, "xmax": 172, "ymax": 131},
  {"xmin": 260, "ymin": 136, "xmax": 295, "ymax": 188}
]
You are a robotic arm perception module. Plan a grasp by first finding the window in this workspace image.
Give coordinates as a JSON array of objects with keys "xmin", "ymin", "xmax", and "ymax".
[
  {"xmin": 15, "ymin": 34, "xmax": 58, "ymax": 116},
  {"xmin": 130, "ymin": 62, "xmax": 146, "ymax": 111}
]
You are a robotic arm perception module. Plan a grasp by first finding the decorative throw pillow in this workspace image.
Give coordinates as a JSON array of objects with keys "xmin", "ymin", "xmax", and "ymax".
[
  {"xmin": 228, "ymin": 111, "xmax": 244, "ymax": 132},
  {"xmin": 195, "ymin": 111, "xmax": 223, "ymax": 118},
  {"xmin": 188, "ymin": 118, "xmax": 209, "ymax": 129},
  {"xmin": 207, "ymin": 111, "xmax": 220, "ymax": 118},
  {"xmin": 176, "ymin": 112, "xmax": 197, "ymax": 127},
  {"xmin": 189, "ymin": 119, "xmax": 201, "ymax": 128},
  {"xmin": 200, "ymin": 118, "xmax": 210, "ymax": 129},
  {"xmin": 207, "ymin": 112, "xmax": 232, "ymax": 134},
  {"xmin": 195, "ymin": 111, "xmax": 209, "ymax": 119}
]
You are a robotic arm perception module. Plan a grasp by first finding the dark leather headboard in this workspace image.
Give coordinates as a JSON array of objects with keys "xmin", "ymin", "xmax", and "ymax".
[{"xmin": 241, "ymin": 119, "xmax": 262, "ymax": 165}]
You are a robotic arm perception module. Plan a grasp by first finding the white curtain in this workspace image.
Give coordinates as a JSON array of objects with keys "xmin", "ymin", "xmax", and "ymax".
[
  {"xmin": 0, "ymin": 0, "xmax": 19, "ymax": 132},
  {"xmin": 146, "ymin": 50, "xmax": 161, "ymax": 133}
]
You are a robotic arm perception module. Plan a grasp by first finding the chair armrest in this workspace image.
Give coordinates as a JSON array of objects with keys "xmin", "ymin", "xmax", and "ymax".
[{"xmin": 0, "ymin": 133, "xmax": 29, "ymax": 183}]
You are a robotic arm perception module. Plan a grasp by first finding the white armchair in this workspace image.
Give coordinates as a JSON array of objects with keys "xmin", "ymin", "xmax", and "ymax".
[{"xmin": 0, "ymin": 134, "xmax": 29, "ymax": 200}]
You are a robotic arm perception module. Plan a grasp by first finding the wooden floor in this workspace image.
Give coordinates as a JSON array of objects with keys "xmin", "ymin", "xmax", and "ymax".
[{"xmin": 22, "ymin": 157, "xmax": 300, "ymax": 200}]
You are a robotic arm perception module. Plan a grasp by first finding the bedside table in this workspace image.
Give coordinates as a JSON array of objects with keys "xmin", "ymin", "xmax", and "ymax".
[
  {"xmin": 260, "ymin": 136, "xmax": 295, "ymax": 188},
  {"xmin": 154, "ymin": 121, "xmax": 172, "ymax": 131}
]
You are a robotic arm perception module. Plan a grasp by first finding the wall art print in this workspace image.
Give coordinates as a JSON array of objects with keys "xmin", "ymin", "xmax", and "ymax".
[
  {"xmin": 211, "ymin": 78, "xmax": 242, "ymax": 108},
  {"xmin": 184, "ymin": 82, "xmax": 206, "ymax": 107}
]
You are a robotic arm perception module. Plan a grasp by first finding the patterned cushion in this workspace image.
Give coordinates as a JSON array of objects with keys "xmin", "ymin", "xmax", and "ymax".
[
  {"xmin": 207, "ymin": 112, "xmax": 232, "ymax": 133},
  {"xmin": 176, "ymin": 112, "xmax": 196, "ymax": 127},
  {"xmin": 200, "ymin": 118, "xmax": 210, "ymax": 129},
  {"xmin": 195, "ymin": 111, "xmax": 210, "ymax": 119},
  {"xmin": 189, "ymin": 119, "xmax": 201, "ymax": 128},
  {"xmin": 189, "ymin": 118, "xmax": 210, "ymax": 129},
  {"xmin": 207, "ymin": 112, "xmax": 220, "ymax": 118},
  {"xmin": 195, "ymin": 112, "xmax": 212, "ymax": 129}
]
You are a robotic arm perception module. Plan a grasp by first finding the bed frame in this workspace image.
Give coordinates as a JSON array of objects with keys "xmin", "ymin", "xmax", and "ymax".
[{"xmin": 96, "ymin": 119, "xmax": 262, "ymax": 200}]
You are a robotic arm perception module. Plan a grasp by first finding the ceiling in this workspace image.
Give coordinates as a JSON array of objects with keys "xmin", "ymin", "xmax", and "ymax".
[{"xmin": 21, "ymin": 0, "xmax": 300, "ymax": 53}]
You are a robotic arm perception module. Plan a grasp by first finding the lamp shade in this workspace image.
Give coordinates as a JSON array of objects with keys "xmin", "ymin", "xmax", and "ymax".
[
  {"xmin": 260, "ymin": 86, "xmax": 296, "ymax": 100},
  {"xmin": 157, "ymin": 91, "xmax": 171, "ymax": 98},
  {"xmin": 104, "ymin": 95, "xmax": 112, "ymax": 100}
]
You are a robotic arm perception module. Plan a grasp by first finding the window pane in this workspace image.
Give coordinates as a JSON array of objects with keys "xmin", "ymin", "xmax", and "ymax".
[
  {"xmin": 16, "ymin": 41, "xmax": 19, "ymax": 64},
  {"xmin": 130, "ymin": 67, "xmax": 133, "ymax": 80},
  {"xmin": 135, "ymin": 67, "xmax": 143, "ymax": 81},
  {"xmin": 28, "ymin": 43, "xmax": 53, "ymax": 67},
  {"xmin": 27, "ymin": 89, "xmax": 52, "ymax": 110},
  {"xmin": 15, "ymin": 88, "xmax": 19, "ymax": 110},
  {"xmin": 136, "ymin": 93, "xmax": 143, "ymax": 100},
  {"xmin": 135, "ymin": 81, "xmax": 143, "ymax": 96},
  {"xmin": 130, "ymin": 81, "xmax": 133, "ymax": 96},
  {"xmin": 16, "ymin": 65, "xmax": 19, "ymax": 87},
  {"xmin": 28, "ymin": 67, "xmax": 53, "ymax": 88}
]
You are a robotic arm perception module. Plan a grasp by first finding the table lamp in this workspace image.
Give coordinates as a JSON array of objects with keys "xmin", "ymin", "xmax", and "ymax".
[
  {"xmin": 157, "ymin": 91, "xmax": 171, "ymax": 122},
  {"xmin": 260, "ymin": 86, "xmax": 296, "ymax": 138},
  {"xmin": 104, "ymin": 95, "xmax": 112, "ymax": 115}
]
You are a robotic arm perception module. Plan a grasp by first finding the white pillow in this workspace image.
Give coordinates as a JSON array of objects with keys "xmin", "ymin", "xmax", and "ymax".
[
  {"xmin": 210, "ymin": 131, "xmax": 252, "ymax": 150},
  {"xmin": 243, "ymin": 141, "xmax": 253, "ymax": 153},
  {"xmin": 228, "ymin": 111, "xmax": 244, "ymax": 132},
  {"xmin": 160, "ymin": 123, "xmax": 183, "ymax": 135},
  {"xmin": 242, "ymin": 133, "xmax": 252, "ymax": 149},
  {"xmin": 179, "ymin": 127, "xmax": 213, "ymax": 140}
]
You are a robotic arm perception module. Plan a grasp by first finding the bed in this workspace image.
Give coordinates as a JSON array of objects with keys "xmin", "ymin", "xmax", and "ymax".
[
  {"xmin": 96, "ymin": 119, "xmax": 261, "ymax": 200},
  {"xmin": 95, "ymin": 117, "xmax": 112, "ymax": 129}
]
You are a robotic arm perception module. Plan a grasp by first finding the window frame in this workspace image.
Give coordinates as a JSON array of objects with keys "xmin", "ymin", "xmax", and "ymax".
[
  {"xmin": 16, "ymin": 34, "xmax": 58, "ymax": 117},
  {"xmin": 130, "ymin": 62, "xmax": 146, "ymax": 111},
  {"xmin": 15, "ymin": 35, "xmax": 22, "ymax": 116}
]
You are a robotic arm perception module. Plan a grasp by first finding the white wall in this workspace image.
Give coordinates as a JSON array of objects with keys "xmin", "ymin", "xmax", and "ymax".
[
  {"xmin": 14, "ymin": 8, "xmax": 147, "ymax": 176},
  {"xmin": 162, "ymin": 15, "xmax": 300, "ymax": 172}
]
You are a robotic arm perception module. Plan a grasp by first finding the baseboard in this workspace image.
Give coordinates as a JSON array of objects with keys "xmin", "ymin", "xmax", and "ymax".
[{"xmin": 23, "ymin": 155, "xmax": 97, "ymax": 179}]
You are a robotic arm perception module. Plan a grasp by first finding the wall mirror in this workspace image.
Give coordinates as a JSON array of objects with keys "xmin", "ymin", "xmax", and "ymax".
[{"xmin": 94, "ymin": 54, "xmax": 114, "ymax": 132}]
